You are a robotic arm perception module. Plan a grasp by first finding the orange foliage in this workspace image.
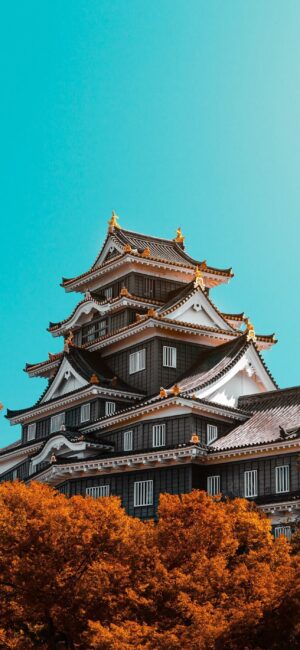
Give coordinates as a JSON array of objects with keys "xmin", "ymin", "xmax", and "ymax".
[{"xmin": 0, "ymin": 482, "xmax": 296, "ymax": 649}]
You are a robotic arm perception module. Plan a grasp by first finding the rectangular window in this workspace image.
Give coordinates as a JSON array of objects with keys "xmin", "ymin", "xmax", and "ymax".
[
  {"xmin": 123, "ymin": 430, "xmax": 133, "ymax": 451},
  {"xmin": 163, "ymin": 346, "xmax": 177, "ymax": 368},
  {"xmin": 50, "ymin": 412, "xmax": 65, "ymax": 434},
  {"xmin": 86, "ymin": 485, "xmax": 110, "ymax": 498},
  {"xmin": 275, "ymin": 465, "xmax": 290, "ymax": 493},
  {"xmin": 129, "ymin": 349, "xmax": 146, "ymax": 374},
  {"xmin": 207, "ymin": 475, "xmax": 221, "ymax": 496},
  {"xmin": 12, "ymin": 469, "xmax": 18, "ymax": 481},
  {"xmin": 207, "ymin": 424, "xmax": 218, "ymax": 445},
  {"xmin": 104, "ymin": 286, "xmax": 113, "ymax": 299},
  {"xmin": 134, "ymin": 480, "xmax": 153, "ymax": 507},
  {"xmin": 274, "ymin": 526, "xmax": 292, "ymax": 539},
  {"xmin": 80, "ymin": 403, "xmax": 91, "ymax": 423},
  {"xmin": 152, "ymin": 424, "xmax": 166, "ymax": 447},
  {"xmin": 244, "ymin": 469, "xmax": 258, "ymax": 498},
  {"xmin": 144, "ymin": 277, "xmax": 154, "ymax": 298},
  {"xmin": 105, "ymin": 401, "xmax": 116, "ymax": 416},
  {"xmin": 27, "ymin": 423, "xmax": 36, "ymax": 441}
]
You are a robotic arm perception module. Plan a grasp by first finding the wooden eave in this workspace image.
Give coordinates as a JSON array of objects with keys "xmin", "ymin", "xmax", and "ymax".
[
  {"xmin": 61, "ymin": 250, "xmax": 233, "ymax": 293},
  {"xmin": 81, "ymin": 394, "xmax": 248, "ymax": 435},
  {"xmin": 48, "ymin": 293, "xmax": 163, "ymax": 336}
]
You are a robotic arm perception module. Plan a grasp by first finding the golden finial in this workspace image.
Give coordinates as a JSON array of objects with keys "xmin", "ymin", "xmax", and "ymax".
[
  {"xmin": 193, "ymin": 266, "xmax": 205, "ymax": 289},
  {"xmin": 190, "ymin": 433, "xmax": 200, "ymax": 444},
  {"xmin": 141, "ymin": 247, "xmax": 151, "ymax": 258},
  {"xmin": 120, "ymin": 286, "xmax": 130, "ymax": 297},
  {"xmin": 175, "ymin": 227, "xmax": 185, "ymax": 244},
  {"xmin": 147, "ymin": 307, "xmax": 158, "ymax": 318},
  {"xmin": 244, "ymin": 318, "xmax": 257, "ymax": 342},
  {"xmin": 108, "ymin": 211, "xmax": 121, "ymax": 233},
  {"xmin": 64, "ymin": 330, "xmax": 74, "ymax": 352},
  {"xmin": 89, "ymin": 373, "xmax": 100, "ymax": 384},
  {"xmin": 159, "ymin": 387, "xmax": 168, "ymax": 398}
]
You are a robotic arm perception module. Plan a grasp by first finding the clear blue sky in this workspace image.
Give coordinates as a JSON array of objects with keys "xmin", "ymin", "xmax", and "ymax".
[{"xmin": 1, "ymin": 1, "xmax": 300, "ymax": 445}]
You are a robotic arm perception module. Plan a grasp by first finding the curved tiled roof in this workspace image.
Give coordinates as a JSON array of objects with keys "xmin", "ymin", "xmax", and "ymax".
[
  {"xmin": 171, "ymin": 336, "xmax": 252, "ymax": 395},
  {"xmin": 212, "ymin": 386, "xmax": 300, "ymax": 451},
  {"xmin": 61, "ymin": 227, "xmax": 233, "ymax": 288}
]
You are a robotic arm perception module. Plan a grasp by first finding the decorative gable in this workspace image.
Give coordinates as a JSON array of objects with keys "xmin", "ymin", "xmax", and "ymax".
[
  {"xmin": 93, "ymin": 235, "xmax": 124, "ymax": 268},
  {"xmin": 162, "ymin": 287, "xmax": 233, "ymax": 330},
  {"xmin": 195, "ymin": 347, "xmax": 275, "ymax": 407},
  {"xmin": 40, "ymin": 358, "xmax": 88, "ymax": 403}
]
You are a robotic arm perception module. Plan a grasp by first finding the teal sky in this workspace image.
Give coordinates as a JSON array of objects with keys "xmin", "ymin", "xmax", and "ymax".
[{"xmin": 1, "ymin": 1, "xmax": 300, "ymax": 445}]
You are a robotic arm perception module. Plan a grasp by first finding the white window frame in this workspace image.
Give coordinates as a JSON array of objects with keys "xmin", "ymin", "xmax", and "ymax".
[
  {"xmin": 80, "ymin": 403, "xmax": 91, "ymax": 423},
  {"xmin": 86, "ymin": 485, "xmax": 110, "ymax": 498},
  {"xmin": 274, "ymin": 526, "xmax": 291, "ymax": 539},
  {"xmin": 275, "ymin": 465, "xmax": 290, "ymax": 494},
  {"xmin": 244, "ymin": 469, "xmax": 258, "ymax": 498},
  {"xmin": 207, "ymin": 424, "xmax": 218, "ymax": 445},
  {"xmin": 134, "ymin": 480, "xmax": 153, "ymax": 507},
  {"xmin": 163, "ymin": 346, "xmax": 177, "ymax": 368},
  {"xmin": 123, "ymin": 430, "xmax": 133, "ymax": 451},
  {"xmin": 207, "ymin": 475, "xmax": 220, "ymax": 496},
  {"xmin": 27, "ymin": 423, "xmax": 36, "ymax": 441},
  {"xmin": 105, "ymin": 401, "xmax": 116, "ymax": 416},
  {"xmin": 50, "ymin": 412, "xmax": 65, "ymax": 434},
  {"xmin": 129, "ymin": 349, "xmax": 146, "ymax": 374},
  {"xmin": 104, "ymin": 286, "xmax": 113, "ymax": 299},
  {"xmin": 152, "ymin": 424, "xmax": 166, "ymax": 448}
]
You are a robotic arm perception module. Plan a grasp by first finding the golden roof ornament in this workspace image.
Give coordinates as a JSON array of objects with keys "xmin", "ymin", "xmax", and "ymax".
[
  {"xmin": 190, "ymin": 433, "xmax": 200, "ymax": 444},
  {"xmin": 120, "ymin": 286, "xmax": 130, "ymax": 297},
  {"xmin": 123, "ymin": 243, "xmax": 132, "ymax": 253},
  {"xmin": 171, "ymin": 384, "xmax": 181, "ymax": 396},
  {"xmin": 245, "ymin": 318, "xmax": 257, "ymax": 342},
  {"xmin": 147, "ymin": 307, "xmax": 158, "ymax": 318},
  {"xmin": 64, "ymin": 330, "xmax": 74, "ymax": 352},
  {"xmin": 141, "ymin": 247, "xmax": 151, "ymax": 258},
  {"xmin": 159, "ymin": 387, "xmax": 168, "ymax": 398},
  {"xmin": 175, "ymin": 227, "xmax": 185, "ymax": 244},
  {"xmin": 89, "ymin": 373, "xmax": 100, "ymax": 384},
  {"xmin": 0, "ymin": 403, "xmax": 3, "ymax": 411},
  {"xmin": 108, "ymin": 211, "xmax": 121, "ymax": 233},
  {"xmin": 193, "ymin": 266, "xmax": 205, "ymax": 289}
]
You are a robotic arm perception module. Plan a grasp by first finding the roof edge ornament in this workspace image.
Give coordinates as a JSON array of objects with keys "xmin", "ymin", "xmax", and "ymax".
[
  {"xmin": 193, "ymin": 266, "xmax": 205, "ymax": 289},
  {"xmin": 174, "ymin": 227, "xmax": 185, "ymax": 245},
  {"xmin": 108, "ymin": 210, "xmax": 121, "ymax": 233},
  {"xmin": 245, "ymin": 318, "xmax": 257, "ymax": 342}
]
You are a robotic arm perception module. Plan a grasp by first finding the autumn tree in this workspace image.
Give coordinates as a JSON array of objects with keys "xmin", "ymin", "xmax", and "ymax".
[{"xmin": 0, "ymin": 481, "xmax": 295, "ymax": 649}]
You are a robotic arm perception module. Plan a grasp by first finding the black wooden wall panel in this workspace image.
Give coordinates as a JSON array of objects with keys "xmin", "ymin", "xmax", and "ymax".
[{"xmin": 57, "ymin": 465, "xmax": 192, "ymax": 519}]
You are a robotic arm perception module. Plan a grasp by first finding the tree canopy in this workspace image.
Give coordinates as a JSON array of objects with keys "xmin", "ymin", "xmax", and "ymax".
[{"xmin": 0, "ymin": 481, "xmax": 298, "ymax": 649}]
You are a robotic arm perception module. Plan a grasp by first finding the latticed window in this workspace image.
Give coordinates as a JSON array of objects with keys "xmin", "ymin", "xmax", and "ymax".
[
  {"xmin": 207, "ymin": 475, "xmax": 220, "ymax": 496},
  {"xmin": 123, "ymin": 430, "xmax": 133, "ymax": 451},
  {"xmin": 244, "ymin": 469, "xmax": 258, "ymax": 498},
  {"xmin": 129, "ymin": 349, "xmax": 146, "ymax": 374},
  {"xmin": 144, "ymin": 277, "xmax": 154, "ymax": 297},
  {"xmin": 163, "ymin": 346, "xmax": 177, "ymax": 368},
  {"xmin": 105, "ymin": 401, "xmax": 116, "ymax": 416},
  {"xmin": 104, "ymin": 286, "xmax": 113, "ymax": 299},
  {"xmin": 134, "ymin": 480, "xmax": 153, "ymax": 507},
  {"xmin": 27, "ymin": 423, "xmax": 36, "ymax": 441},
  {"xmin": 275, "ymin": 465, "xmax": 290, "ymax": 493},
  {"xmin": 82, "ymin": 319, "xmax": 107, "ymax": 344},
  {"xmin": 207, "ymin": 424, "xmax": 218, "ymax": 444},
  {"xmin": 80, "ymin": 403, "xmax": 90, "ymax": 423},
  {"xmin": 152, "ymin": 424, "xmax": 166, "ymax": 447},
  {"xmin": 86, "ymin": 485, "xmax": 110, "ymax": 498},
  {"xmin": 50, "ymin": 412, "xmax": 65, "ymax": 433},
  {"xmin": 274, "ymin": 526, "xmax": 291, "ymax": 539}
]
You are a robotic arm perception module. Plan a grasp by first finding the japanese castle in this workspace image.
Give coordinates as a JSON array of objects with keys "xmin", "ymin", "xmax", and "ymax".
[{"xmin": 2, "ymin": 213, "xmax": 300, "ymax": 537}]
